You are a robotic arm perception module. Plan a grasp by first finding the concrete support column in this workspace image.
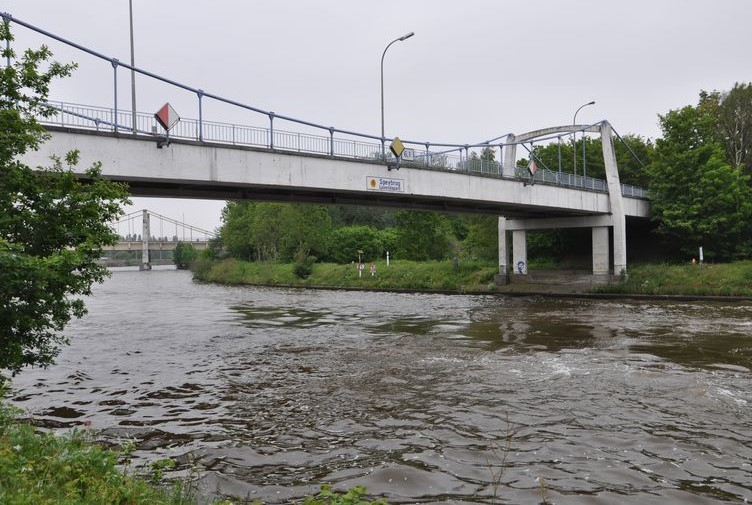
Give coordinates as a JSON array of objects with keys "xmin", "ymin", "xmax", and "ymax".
[
  {"xmin": 496, "ymin": 216, "xmax": 509, "ymax": 284},
  {"xmin": 503, "ymin": 134, "xmax": 517, "ymax": 177},
  {"xmin": 600, "ymin": 121, "xmax": 627, "ymax": 276},
  {"xmin": 512, "ymin": 229, "xmax": 527, "ymax": 275},
  {"xmin": 140, "ymin": 209, "xmax": 151, "ymax": 271},
  {"xmin": 592, "ymin": 226, "xmax": 610, "ymax": 275}
]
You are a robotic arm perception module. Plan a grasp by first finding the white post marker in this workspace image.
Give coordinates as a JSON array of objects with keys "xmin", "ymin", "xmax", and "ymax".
[
  {"xmin": 386, "ymin": 251, "xmax": 390, "ymax": 267},
  {"xmin": 699, "ymin": 246, "xmax": 704, "ymax": 266}
]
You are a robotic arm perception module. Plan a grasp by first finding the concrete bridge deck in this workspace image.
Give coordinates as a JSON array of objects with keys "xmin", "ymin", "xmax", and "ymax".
[{"xmin": 25, "ymin": 126, "xmax": 650, "ymax": 220}]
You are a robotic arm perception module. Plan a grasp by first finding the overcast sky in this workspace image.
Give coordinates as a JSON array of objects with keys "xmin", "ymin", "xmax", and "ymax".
[{"xmin": 4, "ymin": 0, "xmax": 751, "ymax": 231}]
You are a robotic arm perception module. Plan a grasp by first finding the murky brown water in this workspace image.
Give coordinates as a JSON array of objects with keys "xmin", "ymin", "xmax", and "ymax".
[{"xmin": 10, "ymin": 268, "xmax": 752, "ymax": 504}]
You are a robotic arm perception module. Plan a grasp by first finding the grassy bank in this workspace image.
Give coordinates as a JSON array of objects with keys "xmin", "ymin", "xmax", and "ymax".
[
  {"xmin": 194, "ymin": 257, "xmax": 500, "ymax": 293},
  {"xmin": 195, "ymin": 257, "xmax": 752, "ymax": 298},
  {"xmin": 0, "ymin": 402, "xmax": 218, "ymax": 505},
  {"xmin": 596, "ymin": 261, "xmax": 752, "ymax": 296}
]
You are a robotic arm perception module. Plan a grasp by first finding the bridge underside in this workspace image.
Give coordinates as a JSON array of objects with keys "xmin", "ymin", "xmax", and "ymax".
[{"xmin": 121, "ymin": 177, "xmax": 599, "ymax": 218}]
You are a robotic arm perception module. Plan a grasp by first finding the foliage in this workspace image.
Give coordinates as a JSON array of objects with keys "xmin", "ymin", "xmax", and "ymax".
[
  {"xmin": 0, "ymin": 401, "xmax": 233, "ymax": 505},
  {"xmin": 706, "ymin": 83, "xmax": 752, "ymax": 174},
  {"xmin": 252, "ymin": 202, "xmax": 285, "ymax": 261},
  {"xmin": 595, "ymin": 261, "xmax": 752, "ymax": 296},
  {"xmin": 220, "ymin": 202, "xmax": 331, "ymax": 262},
  {"xmin": 531, "ymin": 134, "xmax": 654, "ymax": 186},
  {"xmin": 393, "ymin": 210, "xmax": 452, "ymax": 261},
  {"xmin": 613, "ymin": 134, "xmax": 655, "ymax": 187},
  {"xmin": 204, "ymin": 236, "xmax": 225, "ymax": 260},
  {"xmin": 278, "ymin": 204, "xmax": 332, "ymax": 261},
  {"xmin": 173, "ymin": 242, "xmax": 198, "ymax": 270},
  {"xmin": 326, "ymin": 225, "xmax": 384, "ymax": 264},
  {"xmin": 462, "ymin": 215, "xmax": 498, "ymax": 261},
  {"xmin": 0, "ymin": 25, "xmax": 131, "ymax": 379},
  {"xmin": 466, "ymin": 146, "xmax": 500, "ymax": 173},
  {"xmin": 220, "ymin": 201, "xmax": 255, "ymax": 260},
  {"xmin": 378, "ymin": 228, "xmax": 398, "ymax": 258},
  {"xmin": 327, "ymin": 205, "xmax": 395, "ymax": 229},
  {"xmin": 293, "ymin": 249, "xmax": 316, "ymax": 279},
  {"xmin": 647, "ymin": 102, "xmax": 752, "ymax": 260},
  {"xmin": 303, "ymin": 484, "xmax": 388, "ymax": 505}
]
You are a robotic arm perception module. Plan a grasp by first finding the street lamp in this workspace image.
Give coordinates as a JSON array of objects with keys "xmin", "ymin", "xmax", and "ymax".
[
  {"xmin": 128, "ymin": 0, "xmax": 137, "ymax": 134},
  {"xmin": 572, "ymin": 100, "xmax": 595, "ymax": 177},
  {"xmin": 380, "ymin": 31, "xmax": 414, "ymax": 158}
]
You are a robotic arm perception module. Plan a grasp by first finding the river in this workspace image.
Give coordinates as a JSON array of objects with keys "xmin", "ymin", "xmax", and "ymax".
[{"xmin": 9, "ymin": 268, "xmax": 752, "ymax": 504}]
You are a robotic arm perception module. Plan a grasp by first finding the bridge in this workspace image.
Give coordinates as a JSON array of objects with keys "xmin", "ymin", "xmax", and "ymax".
[
  {"xmin": 105, "ymin": 209, "xmax": 215, "ymax": 270},
  {"xmin": 6, "ymin": 12, "xmax": 650, "ymax": 283}
]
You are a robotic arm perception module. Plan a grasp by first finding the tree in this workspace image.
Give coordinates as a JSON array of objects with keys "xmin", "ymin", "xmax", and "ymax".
[
  {"xmin": 327, "ymin": 205, "xmax": 395, "ymax": 229},
  {"xmin": 220, "ymin": 201, "xmax": 331, "ymax": 262},
  {"xmin": 326, "ymin": 226, "xmax": 384, "ymax": 264},
  {"xmin": 647, "ymin": 103, "xmax": 752, "ymax": 259},
  {"xmin": 278, "ymin": 203, "xmax": 331, "ymax": 261},
  {"xmin": 220, "ymin": 201, "xmax": 255, "ymax": 260},
  {"xmin": 462, "ymin": 215, "xmax": 498, "ymax": 261},
  {"xmin": 715, "ymin": 83, "xmax": 752, "ymax": 174},
  {"xmin": 394, "ymin": 210, "xmax": 452, "ymax": 261},
  {"xmin": 466, "ymin": 146, "xmax": 500, "ymax": 174},
  {"xmin": 173, "ymin": 242, "xmax": 198, "ymax": 269},
  {"xmin": 0, "ymin": 25, "xmax": 131, "ymax": 378},
  {"xmin": 532, "ymin": 134, "xmax": 654, "ymax": 186}
]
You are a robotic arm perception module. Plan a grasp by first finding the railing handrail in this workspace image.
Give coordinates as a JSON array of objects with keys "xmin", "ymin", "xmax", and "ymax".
[{"xmin": 40, "ymin": 100, "xmax": 649, "ymax": 200}]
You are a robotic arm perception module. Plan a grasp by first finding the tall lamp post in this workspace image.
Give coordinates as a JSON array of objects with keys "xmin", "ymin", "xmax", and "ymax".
[
  {"xmin": 128, "ymin": 0, "xmax": 136, "ymax": 133},
  {"xmin": 380, "ymin": 31, "xmax": 414, "ymax": 158},
  {"xmin": 572, "ymin": 100, "xmax": 595, "ymax": 177}
]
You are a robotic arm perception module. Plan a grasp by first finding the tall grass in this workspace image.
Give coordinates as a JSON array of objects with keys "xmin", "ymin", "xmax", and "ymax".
[
  {"xmin": 0, "ymin": 401, "xmax": 221, "ymax": 505},
  {"xmin": 596, "ymin": 261, "xmax": 752, "ymax": 296},
  {"xmin": 195, "ymin": 258, "xmax": 500, "ymax": 293}
]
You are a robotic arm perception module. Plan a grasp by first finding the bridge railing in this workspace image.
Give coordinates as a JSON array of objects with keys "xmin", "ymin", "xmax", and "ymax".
[{"xmin": 41, "ymin": 101, "xmax": 648, "ymax": 199}]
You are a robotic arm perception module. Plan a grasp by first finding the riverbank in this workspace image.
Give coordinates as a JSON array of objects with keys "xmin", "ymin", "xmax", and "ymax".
[
  {"xmin": 193, "ymin": 258, "xmax": 752, "ymax": 299},
  {"xmin": 595, "ymin": 261, "xmax": 752, "ymax": 297},
  {"xmin": 0, "ymin": 400, "xmax": 217, "ymax": 505},
  {"xmin": 193, "ymin": 257, "xmax": 500, "ymax": 293}
]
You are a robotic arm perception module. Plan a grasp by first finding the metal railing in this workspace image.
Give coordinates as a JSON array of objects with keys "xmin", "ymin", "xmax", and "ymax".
[{"xmin": 40, "ymin": 101, "xmax": 648, "ymax": 199}]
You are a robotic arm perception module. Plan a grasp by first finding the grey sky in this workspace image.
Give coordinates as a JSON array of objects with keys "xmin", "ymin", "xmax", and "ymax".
[{"xmin": 4, "ymin": 0, "xmax": 751, "ymax": 231}]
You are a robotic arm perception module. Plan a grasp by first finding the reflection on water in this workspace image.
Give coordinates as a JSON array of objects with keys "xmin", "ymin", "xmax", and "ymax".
[{"xmin": 10, "ymin": 270, "xmax": 752, "ymax": 504}]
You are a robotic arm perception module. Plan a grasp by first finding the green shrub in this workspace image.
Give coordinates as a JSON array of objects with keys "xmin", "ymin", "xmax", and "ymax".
[
  {"xmin": 173, "ymin": 242, "xmax": 199, "ymax": 270},
  {"xmin": 293, "ymin": 252, "xmax": 316, "ymax": 279},
  {"xmin": 0, "ymin": 401, "xmax": 218, "ymax": 504},
  {"xmin": 304, "ymin": 485, "xmax": 388, "ymax": 505}
]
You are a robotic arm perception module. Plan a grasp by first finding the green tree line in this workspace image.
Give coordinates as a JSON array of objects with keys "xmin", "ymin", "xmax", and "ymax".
[{"xmin": 219, "ymin": 201, "xmax": 485, "ymax": 265}]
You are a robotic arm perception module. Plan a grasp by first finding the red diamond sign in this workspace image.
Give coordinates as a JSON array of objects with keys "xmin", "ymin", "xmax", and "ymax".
[{"xmin": 154, "ymin": 103, "xmax": 180, "ymax": 131}]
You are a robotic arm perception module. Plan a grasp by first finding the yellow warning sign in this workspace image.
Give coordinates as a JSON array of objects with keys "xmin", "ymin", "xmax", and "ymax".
[{"xmin": 390, "ymin": 137, "xmax": 405, "ymax": 158}]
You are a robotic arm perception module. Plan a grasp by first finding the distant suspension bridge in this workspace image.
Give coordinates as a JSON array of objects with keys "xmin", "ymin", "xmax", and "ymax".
[{"xmin": 105, "ymin": 209, "xmax": 217, "ymax": 269}]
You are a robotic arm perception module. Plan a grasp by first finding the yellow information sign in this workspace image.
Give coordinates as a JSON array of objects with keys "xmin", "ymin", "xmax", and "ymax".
[{"xmin": 390, "ymin": 137, "xmax": 405, "ymax": 158}]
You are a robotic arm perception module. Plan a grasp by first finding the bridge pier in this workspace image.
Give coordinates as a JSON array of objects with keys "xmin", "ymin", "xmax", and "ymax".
[
  {"xmin": 139, "ymin": 209, "xmax": 151, "ymax": 271},
  {"xmin": 512, "ymin": 230, "xmax": 528, "ymax": 275},
  {"xmin": 592, "ymin": 226, "xmax": 610, "ymax": 276},
  {"xmin": 497, "ymin": 215, "xmax": 626, "ymax": 285}
]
